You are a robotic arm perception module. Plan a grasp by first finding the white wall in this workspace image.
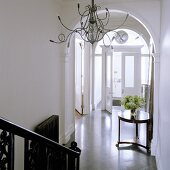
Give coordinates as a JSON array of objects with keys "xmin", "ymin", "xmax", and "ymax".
[
  {"xmin": 0, "ymin": 0, "xmax": 67, "ymax": 169},
  {"xmin": 0, "ymin": 0, "xmax": 66, "ymax": 137},
  {"xmin": 63, "ymin": 38, "xmax": 76, "ymax": 143},
  {"xmin": 157, "ymin": 0, "xmax": 170, "ymax": 169}
]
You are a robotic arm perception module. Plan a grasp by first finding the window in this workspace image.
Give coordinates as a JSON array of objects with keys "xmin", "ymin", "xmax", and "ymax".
[{"xmin": 125, "ymin": 55, "xmax": 134, "ymax": 87}]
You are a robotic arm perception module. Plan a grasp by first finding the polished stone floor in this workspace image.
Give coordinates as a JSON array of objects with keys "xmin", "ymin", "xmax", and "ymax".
[{"xmin": 73, "ymin": 107, "xmax": 157, "ymax": 170}]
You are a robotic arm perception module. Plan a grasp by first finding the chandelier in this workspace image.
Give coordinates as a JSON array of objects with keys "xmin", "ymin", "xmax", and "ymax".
[{"xmin": 50, "ymin": 0, "xmax": 129, "ymax": 47}]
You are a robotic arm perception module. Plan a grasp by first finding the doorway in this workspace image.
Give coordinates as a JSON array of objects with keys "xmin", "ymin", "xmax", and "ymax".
[
  {"xmin": 102, "ymin": 45, "xmax": 142, "ymax": 113},
  {"xmin": 75, "ymin": 38, "xmax": 84, "ymax": 115}
]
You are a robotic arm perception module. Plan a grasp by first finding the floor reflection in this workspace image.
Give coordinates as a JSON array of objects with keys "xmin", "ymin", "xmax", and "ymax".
[{"xmin": 73, "ymin": 108, "xmax": 157, "ymax": 170}]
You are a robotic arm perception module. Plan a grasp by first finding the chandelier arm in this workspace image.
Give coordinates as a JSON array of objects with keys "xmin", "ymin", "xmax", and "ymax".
[
  {"xmin": 96, "ymin": 5, "xmax": 101, "ymax": 10},
  {"xmin": 103, "ymin": 32, "xmax": 112, "ymax": 47},
  {"xmin": 81, "ymin": 11, "xmax": 90, "ymax": 29},
  {"xmin": 96, "ymin": 19, "xmax": 111, "ymax": 33},
  {"xmin": 80, "ymin": 29, "xmax": 86, "ymax": 38},
  {"xmin": 78, "ymin": 3, "xmax": 90, "ymax": 17},
  {"xmin": 77, "ymin": 31, "xmax": 91, "ymax": 43},
  {"xmin": 80, "ymin": 23, "xmax": 89, "ymax": 35},
  {"xmin": 77, "ymin": 29, "xmax": 109, "ymax": 44},
  {"xmin": 110, "ymin": 13, "xmax": 129, "ymax": 30},
  {"xmin": 96, "ymin": 7, "xmax": 109, "ymax": 21},
  {"xmin": 97, "ymin": 17, "xmax": 104, "ymax": 29},
  {"xmin": 95, "ymin": 29, "xmax": 103, "ymax": 42},
  {"xmin": 95, "ymin": 12, "xmax": 107, "ymax": 28},
  {"xmin": 82, "ymin": 9, "xmax": 90, "ymax": 17},
  {"xmin": 63, "ymin": 29, "xmax": 82, "ymax": 47},
  {"xmin": 102, "ymin": 28, "xmax": 113, "ymax": 33},
  {"xmin": 50, "ymin": 28, "xmax": 79, "ymax": 45},
  {"xmin": 97, "ymin": 18, "xmax": 106, "ymax": 33},
  {"xmin": 58, "ymin": 16, "xmax": 75, "ymax": 32},
  {"xmin": 94, "ymin": 32, "xmax": 107, "ymax": 43},
  {"xmin": 80, "ymin": 32, "xmax": 88, "ymax": 42},
  {"xmin": 58, "ymin": 33, "xmax": 66, "ymax": 42},
  {"xmin": 102, "ymin": 9, "xmax": 110, "ymax": 26},
  {"xmin": 67, "ymin": 31, "xmax": 75, "ymax": 47},
  {"xmin": 50, "ymin": 33, "xmax": 68, "ymax": 44},
  {"xmin": 76, "ymin": 28, "xmax": 87, "ymax": 37},
  {"xmin": 85, "ymin": 25, "xmax": 96, "ymax": 43},
  {"xmin": 97, "ymin": 12, "xmax": 108, "ymax": 22},
  {"xmin": 77, "ymin": 3, "xmax": 84, "ymax": 16},
  {"xmin": 74, "ymin": 27, "xmax": 89, "ymax": 40},
  {"xmin": 50, "ymin": 39, "xmax": 62, "ymax": 44},
  {"xmin": 101, "ymin": 30, "xmax": 110, "ymax": 40},
  {"xmin": 96, "ymin": 11, "xmax": 110, "ymax": 27},
  {"xmin": 80, "ymin": 7, "xmax": 91, "ymax": 26}
]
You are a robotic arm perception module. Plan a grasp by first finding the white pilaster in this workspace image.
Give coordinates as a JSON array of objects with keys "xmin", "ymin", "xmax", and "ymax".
[
  {"xmin": 101, "ymin": 47, "xmax": 106, "ymax": 110},
  {"xmin": 151, "ymin": 52, "xmax": 160, "ymax": 156}
]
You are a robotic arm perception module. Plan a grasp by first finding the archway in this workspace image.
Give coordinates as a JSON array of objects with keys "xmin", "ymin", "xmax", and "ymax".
[{"xmin": 63, "ymin": 4, "xmax": 159, "ymax": 154}]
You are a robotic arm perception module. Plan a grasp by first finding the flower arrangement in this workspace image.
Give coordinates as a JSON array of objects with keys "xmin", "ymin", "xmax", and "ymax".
[{"xmin": 121, "ymin": 95, "xmax": 145, "ymax": 111}]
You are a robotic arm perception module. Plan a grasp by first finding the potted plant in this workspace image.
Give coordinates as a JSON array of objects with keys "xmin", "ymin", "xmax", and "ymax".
[{"xmin": 121, "ymin": 95, "xmax": 145, "ymax": 116}]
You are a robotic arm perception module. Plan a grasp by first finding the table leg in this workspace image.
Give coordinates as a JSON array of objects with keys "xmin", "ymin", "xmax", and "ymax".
[
  {"xmin": 118, "ymin": 118, "xmax": 120, "ymax": 143},
  {"xmin": 146, "ymin": 121, "xmax": 150, "ymax": 152},
  {"xmin": 116, "ymin": 117, "xmax": 120, "ymax": 147},
  {"xmin": 136, "ymin": 123, "xmax": 139, "ymax": 140}
]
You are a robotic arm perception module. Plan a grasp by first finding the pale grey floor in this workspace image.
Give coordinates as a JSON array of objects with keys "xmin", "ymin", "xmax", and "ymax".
[{"xmin": 72, "ymin": 107, "xmax": 157, "ymax": 170}]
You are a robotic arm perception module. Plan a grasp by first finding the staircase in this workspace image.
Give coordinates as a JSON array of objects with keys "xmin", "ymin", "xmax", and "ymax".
[{"xmin": 0, "ymin": 117, "xmax": 81, "ymax": 170}]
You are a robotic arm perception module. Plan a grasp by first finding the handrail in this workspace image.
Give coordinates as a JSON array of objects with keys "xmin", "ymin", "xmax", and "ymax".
[{"xmin": 0, "ymin": 116, "xmax": 80, "ymax": 156}]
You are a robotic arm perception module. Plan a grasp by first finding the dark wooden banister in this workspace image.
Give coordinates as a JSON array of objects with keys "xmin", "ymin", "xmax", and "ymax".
[
  {"xmin": 0, "ymin": 116, "xmax": 80, "ymax": 170},
  {"xmin": 0, "ymin": 116, "xmax": 79, "ymax": 156}
]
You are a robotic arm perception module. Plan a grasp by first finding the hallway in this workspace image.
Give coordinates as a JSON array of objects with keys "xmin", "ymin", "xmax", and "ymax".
[{"xmin": 75, "ymin": 108, "xmax": 157, "ymax": 170}]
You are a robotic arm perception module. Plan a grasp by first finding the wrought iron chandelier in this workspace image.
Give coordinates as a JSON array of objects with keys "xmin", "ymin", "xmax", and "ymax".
[{"xmin": 50, "ymin": 0, "xmax": 129, "ymax": 47}]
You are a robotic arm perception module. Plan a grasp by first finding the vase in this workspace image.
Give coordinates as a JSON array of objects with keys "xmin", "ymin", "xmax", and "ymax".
[{"xmin": 130, "ymin": 109, "xmax": 136, "ymax": 117}]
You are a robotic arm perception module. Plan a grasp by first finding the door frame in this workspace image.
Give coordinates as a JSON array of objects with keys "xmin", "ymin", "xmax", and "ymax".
[
  {"xmin": 101, "ymin": 45, "xmax": 143, "ymax": 111},
  {"xmin": 75, "ymin": 38, "xmax": 84, "ymax": 114}
]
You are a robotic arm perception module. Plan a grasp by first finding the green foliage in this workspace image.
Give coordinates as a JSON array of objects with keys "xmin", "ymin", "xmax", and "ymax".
[{"xmin": 121, "ymin": 95, "xmax": 145, "ymax": 110}]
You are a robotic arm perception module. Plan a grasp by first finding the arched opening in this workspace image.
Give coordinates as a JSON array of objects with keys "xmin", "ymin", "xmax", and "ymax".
[
  {"xmin": 93, "ymin": 28, "xmax": 151, "ymax": 112},
  {"xmin": 73, "ymin": 8, "xmax": 158, "ymax": 154}
]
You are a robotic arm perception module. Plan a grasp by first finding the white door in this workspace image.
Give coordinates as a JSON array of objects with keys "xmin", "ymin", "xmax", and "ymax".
[
  {"xmin": 101, "ymin": 45, "xmax": 142, "ymax": 111},
  {"xmin": 105, "ymin": 50, "xmax": 113, "ymax": 113},
  {"xmin": 122, "ymin": 52, "xmax": 141, "ymax": 97},
  {"xmin": 112, "ymin": 52, "xmax": 122, "ymax": 100},
  {"xmin": 75, "ymin": 38, "xmax": 84, "ymax": 114}
]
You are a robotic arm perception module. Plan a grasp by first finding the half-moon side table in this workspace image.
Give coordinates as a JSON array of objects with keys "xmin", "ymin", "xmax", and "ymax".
[{"xmin": 116, "ymin": 110, "xmax": 150, "ymax": 152}]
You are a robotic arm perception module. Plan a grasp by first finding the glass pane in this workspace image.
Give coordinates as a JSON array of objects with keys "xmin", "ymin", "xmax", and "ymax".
[
  {"xmin": 141, "ymin": 56, "xmax": 150, "ymax": 85},
  {"xmin": 125, "ymin": 55, "xmax": 134, "ymax": 87},
  {"xmin": 112, "ymin": 52, "xmax": 122, "ymax": 98},
  {"xmin": 94, "ymin": 56, "xmax": 102, "ymax": 104},
  {"xmin": 106, "ymin": 55, "xmax": 111, "ymax": 87},
  {"xmin": 95, "ymin": 45, "xmax": 102, "ymax": 54}
]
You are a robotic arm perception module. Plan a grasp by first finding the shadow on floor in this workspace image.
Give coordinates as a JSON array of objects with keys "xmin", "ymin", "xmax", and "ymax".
[{"xmin": 68, "ymin": 109, "xmax": 157, "ymax": 170}]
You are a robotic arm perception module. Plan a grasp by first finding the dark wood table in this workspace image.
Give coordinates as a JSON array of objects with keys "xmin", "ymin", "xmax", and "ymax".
[{"xmin": 116, "ymin": 110, "xmax": 150, "ymax": 152}]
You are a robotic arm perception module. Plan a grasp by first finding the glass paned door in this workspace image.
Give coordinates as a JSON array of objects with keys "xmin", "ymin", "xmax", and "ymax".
[
  {"xmin": 122, "ymin": 52, "xmax": 141, "ymax": 97},
  {"xmin": 112, "ymin": 52, "xmax": 122, "ymax": 99},
  {"xmin": 105, "ymin": 51, "xmax": 113, "ymax": 113}
]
